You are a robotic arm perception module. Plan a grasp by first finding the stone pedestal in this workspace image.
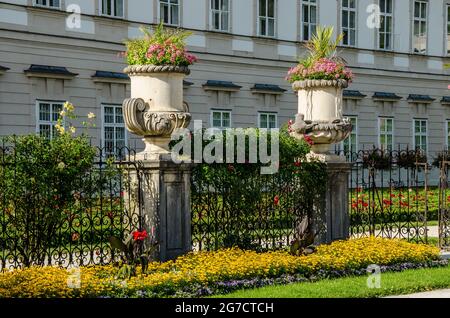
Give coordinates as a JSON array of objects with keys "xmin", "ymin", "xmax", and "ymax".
[
  {"xmin": 290, "ymin": 78, "xmax": 353, "ymax": 244},
  {"xmin": 129, "ymin": 156, "xmax": 192, "ymax": 262},
  {"xmin": 323, "ymin": 160, "xmax": 351, "ymax": 243},
  {"xmin": 122, "ymin": 65, "xmax": 193, "ymax": 262}
]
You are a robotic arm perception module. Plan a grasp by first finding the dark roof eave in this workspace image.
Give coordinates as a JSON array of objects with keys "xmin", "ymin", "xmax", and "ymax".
[
  {"xmin": 343, "ymin": 90, "xmax": 367, "ymax": 99},
  {"xmin": 24, "ymin": 65, "xmax": 78, "ymax": 77},
  {"xmin": 372, "ymin": 92, "xmax": 403, "ymax": 101},
  {"xmin": 407, "ymin": 94, "xmax": 436, "ymax": 103},
  {"xmin": 92, "ymin": 71, "xmax": 129, "ymax": 80},
  {"xmin": 251, "ymin": 84, "xmax": 287, "ymax": 93},
  {"xmin": 203, "ymin": 80, "xmax": 242, "ymax": 91}
]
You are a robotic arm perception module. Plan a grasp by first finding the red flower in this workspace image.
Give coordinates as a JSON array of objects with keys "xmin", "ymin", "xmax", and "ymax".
[
  {"xmin": 362, "ymin": 202, "xmax": 369, "ymax": 208},
  {"xmin": 294, "ymin": 161, "xmax": 302, "ymax": 167},
  {"xmin": 133, "ymin": 230, "xmax": 148, "ymax": 241},
  {"xmin": 304, "ymin": 135, "xmax": 314, "ymax": 146},
  {"xmin": 274, "ymin": 195, "xmax": 280, "ymax": 206},
  {"xmin": 71, "ymin": 233, "xmax": 80, "ymax": 242},
  {"xmin": 383, "ymin": 199, "xmax": 393, "ymax": 206}
]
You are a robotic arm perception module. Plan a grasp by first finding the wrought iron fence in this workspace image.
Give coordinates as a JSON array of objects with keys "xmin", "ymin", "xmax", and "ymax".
[
  {"xmin": 438, "ymin": 159, "xmax": 450, "ymax": 250},
  {"xmin": 191, "ymin": 162, "xmax": 327, "ymax": 252},
  {"xmin": 345, "ymin": 148, "xmax": 433, "ymax": 243},
  {"xmin": 0, "ymin": 138, "xmax": 143, "ymax": 270}
]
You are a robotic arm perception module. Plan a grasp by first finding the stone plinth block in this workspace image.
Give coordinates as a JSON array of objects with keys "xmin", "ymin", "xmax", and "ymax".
[
  {"xmin": 126, "ymin": 156, "xmax": 193, "ymax": 262},
  {"xmin": 324, "ymin": 161, "xmax": 352, "ymax": 243}
]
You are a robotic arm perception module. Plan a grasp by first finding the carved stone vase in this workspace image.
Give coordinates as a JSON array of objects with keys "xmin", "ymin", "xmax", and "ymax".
[
  {"xmin": 122, "ymin": 64, "xmax": 193, "ymax": 261},
  {"xmin": 290, "ymin": 79, "xmax": 353, "ymax": 161},
  {"xmin": 123, "ymin": 65, "xmax": 192, "ymax": 160},
  {"xmin": 290, "ymin": 78, "xmax": 353, "ymax": 243}
]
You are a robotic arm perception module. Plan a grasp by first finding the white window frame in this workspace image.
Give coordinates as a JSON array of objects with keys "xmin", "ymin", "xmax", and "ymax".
[
  {"xmin": 257, "ymin": 0, "xmax": 277, "ymax": 37},
  {"xmin": 341, "ymin": 116, "xmax": 358, "ymax": 153},
  {"xmin": 36, "ymin": 100, "xmax": 64, "ymax": 140},
  {"xmin": 413, "ymin": 119, "xmax": 428, "ymax": 152},
  {"xmin": 101, "ymin": 104, "xmax": 128, "ymax": 157},
  {"xmin": 446, "ymin": 4, "xmax": 450, "ymax": 55},
  {"xmin": 258, "ymin": 112, "xmax": 278, "ymax": 129},
  {"xmin": 100, "ymin": 0, "xmax": 124, "ymax": 18},
  {"xmin": 33, "ymin": 0, "xmax": 61, "ymax": 9},
  {"xmin": 378, "ymin": 0, "xmax": 393, "ymax": 51},
  {"xmin": 301, "ymin": 0, "xmax": 318, "ymax": 41},
  {"xmin": 159, "ymin": 0, "xmax": 180, "ymax": 26},
  {"xmin": 341, "ymin": 0, "xmax": 357, "ymax": 47},
  {"xmin": 412, "ymin": 0, "xmax": 428, "ymax": 54},
  {"xmin": 210, "ymin": 110, "xmax": 232, "ymax": 129},
  {"xmin": 378, "ymin": 117, "xmax": 394, "ymax": 151},
  {"xmin": 210, "ymin": 0, "xmax": 231, "ymax": 32}
]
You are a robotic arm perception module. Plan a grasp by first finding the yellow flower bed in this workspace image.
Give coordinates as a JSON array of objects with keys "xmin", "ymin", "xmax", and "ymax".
[{"xmin": 0, "ymin": 238, "xmax": 440, "ymax": 298}]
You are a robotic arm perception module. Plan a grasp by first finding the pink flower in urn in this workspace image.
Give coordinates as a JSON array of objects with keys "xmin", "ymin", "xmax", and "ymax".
[{"xmin": 286, "ymin": 57, "xmax": 353, "ymax": 83}]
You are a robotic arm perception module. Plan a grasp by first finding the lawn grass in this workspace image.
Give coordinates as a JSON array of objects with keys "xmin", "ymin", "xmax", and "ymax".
[{"xmin": 214, "ymin": 265, "xmax": 450, "ymax": 298}]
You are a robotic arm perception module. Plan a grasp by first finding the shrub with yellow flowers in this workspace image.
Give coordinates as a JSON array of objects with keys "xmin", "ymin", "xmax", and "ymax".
[
  {"xmin": 0, "ymin": 237, "xmax": 443, "ymax": 298},
  {"xmin": 0, "ymin": 103, "xmax": 99, "ymax": 268}
]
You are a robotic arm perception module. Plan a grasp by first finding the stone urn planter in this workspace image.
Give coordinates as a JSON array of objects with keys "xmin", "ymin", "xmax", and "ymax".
[
  {"xmin": 290, "ymin": 79, "xmax": 352, "ymax": 161},
  {"xmin": 122, "ymin": 65, "xmax": 192, "ymax": 160}
]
